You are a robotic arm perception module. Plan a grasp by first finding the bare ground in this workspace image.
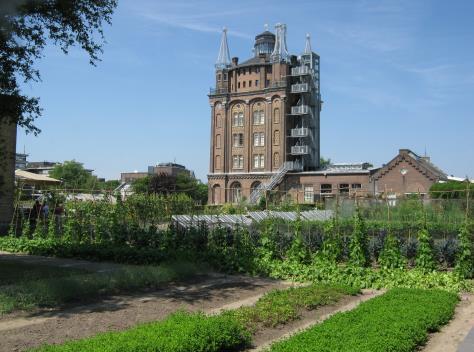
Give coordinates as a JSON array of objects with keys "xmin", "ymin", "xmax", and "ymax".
[
  {"xmin": 0, "ymin": 273, "xmax": 291, "ymax": 352},
  {"xmin": 248, "ymin": 289, "xmax": 385, "ymax": 352},
  {"xmin": 422, "ymin": 293, "xmax": 474, "ymax": 352}
]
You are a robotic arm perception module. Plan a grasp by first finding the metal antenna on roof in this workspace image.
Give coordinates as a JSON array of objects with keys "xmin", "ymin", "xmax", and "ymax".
[
  {"xmin": 304, "ymin": 33, "xmax": 312, "ymax": 54},
  {"xmin": 215, "ymin": 27, "xmax": 231, "ymax": 69},
  {"xmin": 271, "ymin": 23, "xmax": 289, "ymax": 62}
]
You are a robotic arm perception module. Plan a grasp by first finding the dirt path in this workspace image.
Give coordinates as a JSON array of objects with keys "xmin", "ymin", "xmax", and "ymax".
[
  {"xmin": 247, "ymin": 289, "xmax": 384, "ymax": 351},
  {"xmin": 0, "ymin": 251, "xmax": 123, "ymax": 273},
  {"xmin": 0, "ymin": 274, "xmax": 290, "ymax": 352},
  {"xmin": 422, "ymin": 293, "xmax": 474, "ymax": 352}
]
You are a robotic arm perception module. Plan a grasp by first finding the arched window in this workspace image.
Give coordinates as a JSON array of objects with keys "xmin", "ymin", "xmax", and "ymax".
[
  {"xmin": 250, "ymin": 181, "xmax": 261, "ymax": 193},
  {"xmin": 273, "ymin": 108, "xmax": 280, "ymax": 124},
  {"xmin": 229, "ymin": 182, "xmax": 242, "ymax": 203},
  {"xmin": 232, "ymin": 104, "xmax": 244, "ymax": 127},
  {"xmin": 253, "ymin": 102, "xmax": 265, "ymax": 125},
  {"xmin": 212, "ymin": 184, "xmax": 221, "ymax": 204},
  {"xmin": 273, "ymin": 152, "xmax": 280, "ymax": 167},
  {"xmin": 215, "ymin": 134, "xmax": 221, "ymax": 149},
  {"xmin": 215, "ymin": 155, "xmax": 221, "ymax": 169},
  {"xmin": 273, "ymin": 130, "xmax": 280, "ymax": 145}
]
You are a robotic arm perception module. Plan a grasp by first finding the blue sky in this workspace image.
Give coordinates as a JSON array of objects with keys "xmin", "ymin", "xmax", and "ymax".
[{"xmin": 17, "ymin": 0, "xmax": 474, "ymax": 181}]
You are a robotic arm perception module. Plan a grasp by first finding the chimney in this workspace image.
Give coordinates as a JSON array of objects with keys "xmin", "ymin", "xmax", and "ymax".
[{"xmin": 232, "ymin": 57, "xmax": 239, "ymax": 66}]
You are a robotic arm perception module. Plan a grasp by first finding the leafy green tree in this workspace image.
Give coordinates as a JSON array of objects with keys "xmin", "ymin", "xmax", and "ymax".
[
  {"xmin": 416, "ymin": 225, "xmax": 436, "ymax": 271},
  {"xmin": 319, "ymin": 157, "xmax": 331, "ymax": 169},
  {"xmin": 49, "ymin": 160, "xmax": 96, "ymax": 190},
  {"xmin": 455, "ymin": 222, "xmax": 473, "ymax": 278},
  {"xmin": 348, "ymin": 208, "xmax": 369, "ymax": 267},
  {"xmin": 0, "ymin": 0, "xmax": 117, "ymax": 232}
]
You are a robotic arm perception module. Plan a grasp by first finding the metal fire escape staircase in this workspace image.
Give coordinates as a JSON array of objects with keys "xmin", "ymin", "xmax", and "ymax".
[{"xmin": 249, "ymin": 161, "xmax": 301, "ymax": 203}]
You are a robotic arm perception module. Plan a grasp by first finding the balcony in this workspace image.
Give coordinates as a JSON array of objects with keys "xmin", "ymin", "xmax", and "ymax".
[
  {"xmin": 209, "ymin": 87, "xmax": 228, "ymax": 95},
  {"xmin": 290, "ymin": 127, "xmax": 309, "ymax": 138},
  {"xmin": 291, "ymin": 105, "xmax": 309, "ymax": 115},
  {"xmin": 268, "ymin": 80, "xmax": 287, "ymax": 89},
  {"xmin": 291, "ymin": 83, "xmax": 309, "ymax": 93},
  {"xmin": 291, "ymin": 66, "xmax": 312, "ymax": 76},
  {"xmin": 291, "ymin": 145, "xmax": 309, "ymax": 155}
]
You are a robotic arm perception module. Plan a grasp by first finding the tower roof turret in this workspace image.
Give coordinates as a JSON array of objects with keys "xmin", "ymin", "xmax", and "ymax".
[
  {"xmin": 215, "ymin": 27, "xmax": 231, "ymax": 70},
  {"xmin": 254, "ymin": 27, "xmax": 275, "ymax": 57}
]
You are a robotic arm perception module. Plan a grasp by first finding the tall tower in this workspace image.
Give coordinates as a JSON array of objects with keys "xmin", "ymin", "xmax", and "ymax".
[{"xmin": 208, "ymin": 25, "xmax": 321, "ymax": 204}]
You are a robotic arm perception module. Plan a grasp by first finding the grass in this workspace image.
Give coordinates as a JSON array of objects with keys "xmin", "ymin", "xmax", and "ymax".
[
  {"xmin": 225, "ymin": 284, "xmax": 360, "ymax": 332},
  {"xmin": 269, "ymin": 288, "xmax": 459, "ymax": 352},
  {"xmin": 32, "ymin": 311, "xmax": 251, "ymax": 352},
  {"xmin": 0, "ymin": 259, "xmax": 89, "ymax": 285},
  {"xmin": 0, "ymin": 261, "xmax": 207, "ymax": 314}
]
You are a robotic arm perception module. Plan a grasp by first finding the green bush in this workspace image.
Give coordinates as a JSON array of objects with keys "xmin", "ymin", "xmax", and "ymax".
[
  {"xmin": 416, "ymin": 226, "xmax": 436, "ymax": 271},
  {"xmin": 270, "ymin": 288, "xmax": 459, "ymax": 352},
  {"xmin": 33, "ymin": 311, "xmax": 250, "ymax": 352},
  {"xmin": 455, "ymin": 223, "xmax": 474, "ymax": 278}
]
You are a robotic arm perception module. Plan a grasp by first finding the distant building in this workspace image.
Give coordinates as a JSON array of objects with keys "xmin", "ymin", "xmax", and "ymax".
[
  {"xmin": 15, "ymin": 153, "xmax": 28, "ymax": 170},
  {"xmin": 25, "ymin": 161, "xmax": 93, "ymax": 176},
  {"xmin": 120, "ymin": 162, "xmax": 194, "ymax": 184}
]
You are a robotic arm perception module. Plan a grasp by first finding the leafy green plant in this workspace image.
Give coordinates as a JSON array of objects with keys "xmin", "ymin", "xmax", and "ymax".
[
  {"xmin": 379, "ymin": 230, "xmax": 405, "ymax": 270},
  {"xmin": 416, "ymin": 225, "xmax": 436, "ymax": 271},
  {"xmin": 348, "ymin": 207, "xmax": 369, "ymax": 267},
  {"xmin": 455, "ymin": 223, "xmax": 473, "ymax": 278},
  {"xmin": 33, "ymin": 311, "xmax": 250, "ymax": 352},
  {"xmin": 270, "ymin": 288, "xmax": 459, "ymax": 352}
]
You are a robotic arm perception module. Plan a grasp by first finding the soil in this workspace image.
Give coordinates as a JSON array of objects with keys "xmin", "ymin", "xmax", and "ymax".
[
  {"xmin": 247, "ymin": 289, "xmax": 385, "ymax": 351},
  {"xmin": 0, "ymin": 273, "xmax": 290, "ymax": 352},
  {"xmin": 422, "ymin": 293, "xmax": 474, "ymax": 352}
]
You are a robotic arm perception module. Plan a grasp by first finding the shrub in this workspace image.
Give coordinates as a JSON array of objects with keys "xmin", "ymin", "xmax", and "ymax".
[
  {"xmin": 269, "ymin": 288, "xmax": 459, "ymax": 352},
  {"xmin": 379, "ymin": 231, "xmax": 405, "ymax": 270},
  {"xmin": 348, "ymin": 208, "xmax": 369, "ymax": 267}
]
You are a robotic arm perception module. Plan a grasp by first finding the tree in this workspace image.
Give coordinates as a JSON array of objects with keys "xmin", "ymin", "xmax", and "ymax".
[
  {"xmin": 319, "ymin": 156, "xmax": 331, "ymax": 169},
  {"xmin": 49, "ymin": 160, "xmax": 96, "ymax": 190},
  {"xmin": 0, "ymin": 0, "xmax": 117, "ymax": 233}
]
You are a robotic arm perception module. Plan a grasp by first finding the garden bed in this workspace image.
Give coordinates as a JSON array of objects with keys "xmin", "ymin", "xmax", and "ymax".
[{"xmin": 268, "ymin": 288, "xmax": 459, "ymax": 352}]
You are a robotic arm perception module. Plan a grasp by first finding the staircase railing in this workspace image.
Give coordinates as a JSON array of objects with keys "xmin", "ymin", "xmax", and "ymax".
[{"xmin": 249, "ymin": 161, "xmax": 299, "ymax": 203}]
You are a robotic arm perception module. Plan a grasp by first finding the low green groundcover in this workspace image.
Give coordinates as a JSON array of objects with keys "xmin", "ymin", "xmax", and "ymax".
[
  {"xmin": 270, "ymin": 288, "xmax": 458, "ymax": 352},
  {"xmin": 32, "ymin": 311, "xmax": 250, "ymax": 352}
]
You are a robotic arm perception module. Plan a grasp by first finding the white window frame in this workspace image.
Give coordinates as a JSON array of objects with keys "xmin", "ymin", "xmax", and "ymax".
[
  {"xmin": 304, "ymin": 186, "xmax": 314, "ymax": 203},
  {"xmin": 253, "ymin": 132, "xmax": 264, "ymax": 147}
]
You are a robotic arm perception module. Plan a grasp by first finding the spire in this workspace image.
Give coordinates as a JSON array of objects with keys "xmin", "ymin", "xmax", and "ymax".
[
  {"xmin": 271, "ymin": 23, "xmax": 289, "ymax": 62},
  {"xmin": 215, "ymin": 27, "xmax": 231, "ymax": 70},
  {"xmin": 304, "ymin": 33, "xmax": 312, "ymax": 54}
]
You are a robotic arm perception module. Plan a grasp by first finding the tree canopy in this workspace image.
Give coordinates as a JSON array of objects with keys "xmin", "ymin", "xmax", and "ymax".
[{"xmin": 0, "ymin": 0, "xmax": 117, "ymax": 133}]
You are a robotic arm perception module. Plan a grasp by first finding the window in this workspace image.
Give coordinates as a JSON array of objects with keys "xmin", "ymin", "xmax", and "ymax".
[
  {"xmin": 238, "ymin": 82, "xmax": 240, "ymax": 89},
  {"xmin": 273, "ymin": 108, "xmax": 280, "ymax": 124},
  {"xmin": 253, "ymin": 132, "xmax": 264, "ymax": 146},
  {"xmin": 253, "ymin": 154, "xmax": 264, "ymax": 168},
  {"xmin": 215, "ymin": 155, "xmax": 221, "ymax": 169},
  {"xmin": 232, "ymin": 112, "xmax": 244, "ymax": 126},
  {"xmin": 212, "ymin": 184, "xmax": 221, "ymax": 204},
  {"xmin": 255, "ymin": 80, "xmax": 259, "ymax": 86},
  {"xmin": 223, "ymin": 73, "xmax": 227, "ymax": 80},
  {"xmin": 273, "ymin": 130, "xmax": 280, "ymax": 145},
  {"xmin": 217, "ymin": 74, "xmax": 221, "ymax": 81},
  {"xmin": 233, "ymin": 133, "xmax": 244, "ymax": 147},
  {"xmin": 321, "ymin": 184, "xmax": 332, "ymax": 194},
  {"xmin": 249, "ymin": 80, "xmax": 252, "ymax": 87},
  {"xmin": 273, "ymin": 152, "xmax": 280, "ymax": 167},
  {"xmin": 351, "ymin": 183, "xmax": 362, "ymax": 189},
  {"xmin": 243, "ymin": 81, "xmax": 246, "ymax": 88},
  {"xmin": 216, "ymin": 134, "xmax": 221, "ymax": 149},
  {"xmin": 230, "ymin": 182, "xmax": 242, "ymax": 203},
  {"xmin": 304, "ymin": 186, "xmax": 314, "ymax": 203},
  {"xmin": 251, "ymin": 181, "xmax": 261, "ymax": 192},
  {"xmin": 232, "ymin": 155, "xmax": 243, "ymax": 169},
  {"xmin": 266, "ymin": 79, "xmax": 270, "ymax": 87},
  {"xmin": 339, "ymin": 184, "xmax": 349, "ymax": 194},
  {"xmin": 256, "ymin": 67, "xmax": 260, "ymax": 73},
  {"xmin": 253, "ymin": 105, "xmax": 265, "ymax": 125}
]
